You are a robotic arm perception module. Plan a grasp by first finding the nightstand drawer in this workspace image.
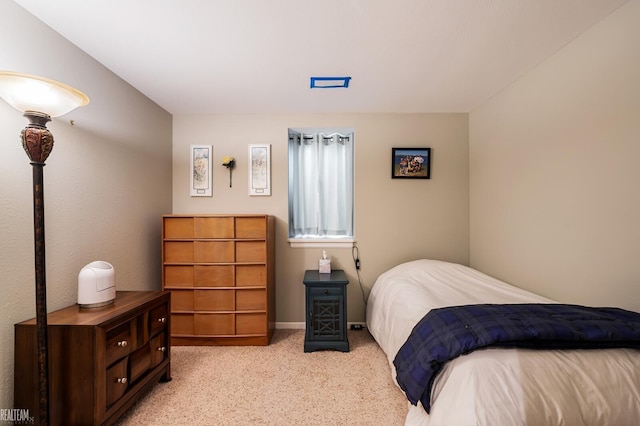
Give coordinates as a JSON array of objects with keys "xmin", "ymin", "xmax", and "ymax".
[
  {"xmin": 150, "ymin": 332, "xmax": 168, "ymax": 368},
  {"xmin": 106, "ymin": 322, "xmax": 132, "ymax": 366},
  {"xmin": 149, "ymin": 304, "xmax": 169, "ymax": 336},
  {"xmin": 106, "ymin": 357, "xmax": 129, "ymax": 407},
  {"xmin": 309, "ymin": 287, "xmax": 343, "ymax": 297}
]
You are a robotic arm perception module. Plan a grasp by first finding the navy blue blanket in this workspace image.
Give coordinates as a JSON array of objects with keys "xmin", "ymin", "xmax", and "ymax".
[{"xmin": 393, "ymin": 304, "xmax": 640, "ymax": 413}]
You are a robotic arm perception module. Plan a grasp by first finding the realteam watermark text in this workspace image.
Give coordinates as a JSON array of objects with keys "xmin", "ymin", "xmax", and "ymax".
[{"xmin": 0, "ymin": 408, "xmax": 34, "ymax": 424}]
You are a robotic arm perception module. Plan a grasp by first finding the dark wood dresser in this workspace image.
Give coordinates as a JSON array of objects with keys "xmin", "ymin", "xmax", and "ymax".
[{"xmin": 14, "ymin": 291, "xmax": 171, "ymax": 425}]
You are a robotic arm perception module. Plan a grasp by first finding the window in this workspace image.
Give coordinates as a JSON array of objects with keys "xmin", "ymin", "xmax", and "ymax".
[{"xmin": 288, "ymin": 128, "xmax": 354, "ymax": 248}]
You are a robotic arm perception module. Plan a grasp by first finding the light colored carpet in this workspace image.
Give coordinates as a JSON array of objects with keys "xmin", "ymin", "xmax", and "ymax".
[{"xmin": 116, "ymin": 329, "xmax": 408, "ymax": 425}]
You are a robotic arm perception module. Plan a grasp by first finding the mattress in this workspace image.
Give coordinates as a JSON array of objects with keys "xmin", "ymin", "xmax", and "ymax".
[{"xmin": 366, "ymin": 259, "xmax": 640, "ymax": 425}]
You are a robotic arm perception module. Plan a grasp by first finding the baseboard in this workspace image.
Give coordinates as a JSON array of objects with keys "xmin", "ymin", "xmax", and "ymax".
[
  {"xmin": 275, "ymin": 322, "xmax": 367, "ymax": 330},
  {"xmin": 275, "ymin": 322, "xmax": 305, "ymax": 329}
]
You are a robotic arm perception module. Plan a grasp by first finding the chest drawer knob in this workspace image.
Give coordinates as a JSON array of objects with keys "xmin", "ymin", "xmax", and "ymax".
[
  {"xmin": 115, "ymin": 377, "xmax": 127, "ymax": 384},
  {"xmin": 117, "ymin": 340, "xmax": 128, "ymax": 347},
  {"xmin": 323, "ymin": 289, "xmax": 329, "ymax": 294},
  {"xmin": 157, "ymin": 346, "xmax": 167, "ymax": 352},
  {"xmin": 158, "ymin": 317, "xmax": 167, "ymax": 323}
]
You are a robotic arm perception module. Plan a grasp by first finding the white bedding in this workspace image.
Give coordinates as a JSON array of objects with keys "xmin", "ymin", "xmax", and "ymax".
[{"xmin": 366, "ymin": 259, "xmax": 640, "ymax": 426}]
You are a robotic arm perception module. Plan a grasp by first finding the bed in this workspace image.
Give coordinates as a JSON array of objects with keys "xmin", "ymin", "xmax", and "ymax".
[{"xmin": 366, "ymin": 259, "xmax": 640, "ymax": 426}]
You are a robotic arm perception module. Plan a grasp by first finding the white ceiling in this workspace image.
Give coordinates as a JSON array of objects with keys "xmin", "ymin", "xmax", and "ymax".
[{"xmin": 13, "ymin": 0, "xmax": 629, "ymax": 115}]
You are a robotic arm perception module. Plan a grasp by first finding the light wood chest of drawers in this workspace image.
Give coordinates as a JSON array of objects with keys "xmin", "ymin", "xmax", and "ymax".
[
  {"xmin": 14, "ymin": 291, "xmax": 171, "ymax": 425},
  {"xmin": 162, "ymin": 214, "xmax": 275, "ymax": 345}
]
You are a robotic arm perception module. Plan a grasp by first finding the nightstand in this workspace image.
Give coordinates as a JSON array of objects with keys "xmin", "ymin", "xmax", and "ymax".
[{"xmin": 303, "ymin": 269, "xmax": 349, "ymax": 352}]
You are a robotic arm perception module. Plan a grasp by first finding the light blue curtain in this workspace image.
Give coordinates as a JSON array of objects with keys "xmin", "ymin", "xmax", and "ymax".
[{"xmin": 289, "ymin": 132, "xmax": 353, "ymax": 237}]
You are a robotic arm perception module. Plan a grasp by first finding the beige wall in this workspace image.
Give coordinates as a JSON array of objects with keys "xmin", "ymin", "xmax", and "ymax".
[
  {"xmin": 173, "ymin": 113, "xmax": 469, "ymax": 324},
  {"xmin": 0, "ymin": 2, "xmax": 173, "ymax": 410},
  {"xmin": 469, "ymin": 0, "xmax": 640, "ymax": 311}
]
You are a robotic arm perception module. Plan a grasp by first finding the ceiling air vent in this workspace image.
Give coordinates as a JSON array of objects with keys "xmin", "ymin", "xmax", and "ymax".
[{"xmin": 310, "ymin": 77, "xmax": 351, "ymax": 89}]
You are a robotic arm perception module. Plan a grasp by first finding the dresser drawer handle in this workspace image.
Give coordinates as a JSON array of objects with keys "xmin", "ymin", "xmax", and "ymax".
[
  {"xmin": 157, "ymin": 346, "xmax": 166, "ymax": 352},
  {"xmin": 157, "ymin": 317, "xmax": 167, "ymax": 324},
  {"xmin": 116, "ymin": 377, "xmax": 127, "ymax": 384},
  {"xmin": 117, "ymin": 340, "xmax": 128, "ymax": 347},
  {"xmin": 323, "ymin": 289, "xmax": 329, "ymax": 295}
]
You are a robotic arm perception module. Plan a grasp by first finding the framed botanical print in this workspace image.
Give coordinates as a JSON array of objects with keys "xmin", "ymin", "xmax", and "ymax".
[
  {"xmin": 190, "ymin": 144, "xmax": 212, "ymax": 196},
  {"xmin": 248, "ymin": 144, "xmax": 271, "ymax": 196}
]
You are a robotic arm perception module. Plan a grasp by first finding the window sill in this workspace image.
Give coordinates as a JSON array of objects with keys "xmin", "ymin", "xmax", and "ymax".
[{"xmin": 288, "ymin": 238, "xmax": 355, "ymax": 249}]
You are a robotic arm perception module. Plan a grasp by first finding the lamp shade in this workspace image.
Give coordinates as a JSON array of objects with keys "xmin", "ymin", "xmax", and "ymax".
[{"xmin": 0, "ymin": 71, "xmax": 89, "ymax": 117}]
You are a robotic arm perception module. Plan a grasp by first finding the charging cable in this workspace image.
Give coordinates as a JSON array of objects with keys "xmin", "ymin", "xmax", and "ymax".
[{"xmin": 352, "ymin": 245, "xmax": 367, "ymax": 308}]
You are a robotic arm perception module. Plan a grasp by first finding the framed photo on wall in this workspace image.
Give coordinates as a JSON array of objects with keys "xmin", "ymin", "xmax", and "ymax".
[
  {"xmin": 248, "ymin": 144, "xmax": 271, "ymax": 196},
  {"xmin": 190, "ymin": 144, "xmax": 212, "ymax": 196},
  {"xmin": 392, "ymin": 147, "xmax": 431, "ymax": 179}
]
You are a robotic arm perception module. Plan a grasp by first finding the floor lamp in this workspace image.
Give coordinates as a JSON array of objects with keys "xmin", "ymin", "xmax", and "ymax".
[{"xmin": 0, "ymin": 71, "xmax": 89, "ymax": 425}]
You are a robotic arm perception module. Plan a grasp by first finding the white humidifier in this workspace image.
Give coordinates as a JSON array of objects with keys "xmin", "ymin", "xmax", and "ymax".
[{"xmin": 78, "ymin": 261, "xmax": 116, "ymax": 308}]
